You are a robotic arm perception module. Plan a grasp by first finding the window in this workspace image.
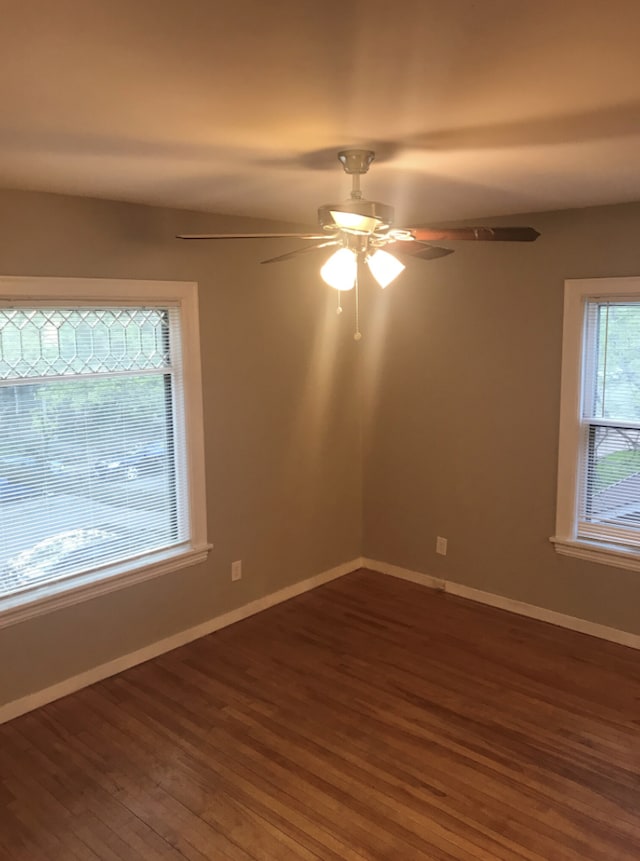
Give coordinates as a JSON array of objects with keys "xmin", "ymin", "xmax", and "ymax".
[
  {"xmin": 0, "ymin": 277, "xmax": 209, "ymax": 626},
  {"xmin": 553, "ymin": 276, "xmax": 640, "ymax": 571}
]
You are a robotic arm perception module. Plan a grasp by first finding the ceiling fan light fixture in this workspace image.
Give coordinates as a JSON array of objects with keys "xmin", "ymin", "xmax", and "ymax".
[
  {"xmin": 366, "ymin": 249, "xmax": 405, "ymax": 288},
  {"xmin": 328, "ymin": 210, "xmax": 382, "ymax": 234},
  {"xmin": 319, "ymin": 201, "xmax": 393, "ymax": 232},
  {"xmin": 320, "ymin": 248, "xmax": 357, "ymax": 291}
]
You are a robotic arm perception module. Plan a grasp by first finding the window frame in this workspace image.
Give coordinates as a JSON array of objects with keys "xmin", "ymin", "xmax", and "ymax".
[
  {"xmin": 552, "ymin": 275, "xmax": 640, "ymax": 572},
  {"xmin": 0, "ymin": 276, "xmax": 211, "ymax": 628}
]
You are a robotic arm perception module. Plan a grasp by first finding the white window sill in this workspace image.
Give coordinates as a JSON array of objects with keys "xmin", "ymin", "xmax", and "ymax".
[
  {"xmin": 550, "ymin": 536, "xmax": 640, "ymax": 573},
  {"xmin": 0, "ymin": 543, "xmax": 213, "ymax": 629}
]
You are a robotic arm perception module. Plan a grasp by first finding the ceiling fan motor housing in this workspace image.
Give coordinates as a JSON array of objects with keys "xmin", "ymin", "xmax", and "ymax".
[{"xmin": 318, "ymin": 200, "xmax": 395, "ymax": 232}]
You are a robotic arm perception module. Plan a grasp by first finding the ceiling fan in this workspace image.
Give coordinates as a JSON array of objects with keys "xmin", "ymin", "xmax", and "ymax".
[{"xmin": 178, "ymin": 149, "xmax": 540, "ymax": 338}]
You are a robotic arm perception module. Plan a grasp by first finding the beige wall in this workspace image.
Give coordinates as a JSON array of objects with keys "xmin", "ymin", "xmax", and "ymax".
[
  {"xmin": 3, "ymin": 190, "xmax": 640, "ymax": 710},
  {"xmin": 0, "ymin": 189, "xmax": 362, "ymax": 705},
  {"xmin": 362, "ymin": 201, "xmax": 640, "ymax": 635}
]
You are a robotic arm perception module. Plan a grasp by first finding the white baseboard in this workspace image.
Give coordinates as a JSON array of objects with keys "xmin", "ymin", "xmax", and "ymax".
[
  {"xmin": 0, "ymin": 557, "xmax": 363, "ymax": 725},
  {"xmin": 7, "ymin": 555, "xmax": 638, "ymax": 725},
  {"xmin": 364, "ymin": 558, "xmax": 640, "ymax": 651},
  {"xmin": 361, "ymin": 557, "xmax": 445, "ymax": 591}
]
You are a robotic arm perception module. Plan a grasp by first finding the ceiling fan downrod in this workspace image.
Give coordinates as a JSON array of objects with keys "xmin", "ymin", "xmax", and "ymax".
[
  {"xmin": 338, "ymin": 149, "xmax": 376, "ymax": 200},
  {"xmin": 318, "ymin": 150, "xmax": 393, "ymax": 231}
]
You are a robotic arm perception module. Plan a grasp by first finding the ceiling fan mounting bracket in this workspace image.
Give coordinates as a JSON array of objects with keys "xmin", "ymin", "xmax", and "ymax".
[{"xmin": 337, "ymin": 149, "xmax": 376, "ymax": 175}]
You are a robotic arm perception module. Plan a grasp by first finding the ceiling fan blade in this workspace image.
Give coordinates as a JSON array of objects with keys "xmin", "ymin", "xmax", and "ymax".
[
  {"xmin": 391, "ymin": 242, "xmax": 454, "ymax": 261},
  {"xmin": 176, "ymin": 231, "xmax": 328, "ymax": 240},
  {"xmin": 260, "ymin": 240, "xmax": 340, "ymax": 265},
  {"xmin": 405, "ymin": 226, "xmax": 540, "ymax": 243}
]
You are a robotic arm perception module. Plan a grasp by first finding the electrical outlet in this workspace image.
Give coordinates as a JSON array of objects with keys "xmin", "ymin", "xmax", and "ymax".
[
  {"xmin": 231, "ymin": 560, "xmax": 242, "ymax": 581},
  {"xmin": 436, "ymin": 536, "xmax": 448, "ymax": 556}
]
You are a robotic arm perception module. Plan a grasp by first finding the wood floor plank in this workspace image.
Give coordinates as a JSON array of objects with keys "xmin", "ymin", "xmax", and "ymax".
[
  {"xmin": 1, "ymin": 569, "xmax": 639, "ymax": 859},
  {"xmin": 182, "ymin": 624, "xmax": 636, "ymax": 858}
]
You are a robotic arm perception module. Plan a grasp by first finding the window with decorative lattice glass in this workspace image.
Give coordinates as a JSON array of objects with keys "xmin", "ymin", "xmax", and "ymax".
[{"xmin": 0, "ymin": 278, "xmax": 209, "ymax": 624}]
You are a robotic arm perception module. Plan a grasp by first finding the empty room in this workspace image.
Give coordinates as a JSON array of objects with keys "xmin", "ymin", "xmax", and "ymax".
[{"xmin": 1, "ymin": 1, "xmax": 639, "ymax": 858}]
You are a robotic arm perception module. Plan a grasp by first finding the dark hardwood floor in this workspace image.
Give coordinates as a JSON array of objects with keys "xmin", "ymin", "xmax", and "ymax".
[{"xmin": 1, "ymin": 569, "xmax": 640, "ymax": 860}]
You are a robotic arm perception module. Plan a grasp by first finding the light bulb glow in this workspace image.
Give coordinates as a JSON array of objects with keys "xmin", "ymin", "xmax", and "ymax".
[
  {"xmin": 320, "ymin": 248, "xmax": 357, "ymax": 291},
  {"xmin": 366, "ymin": 249, "xmax": 405, "ymax": 288},
  {"xmin": 329, "ymin": 210, "xmax": 382, "ymax": 233}
]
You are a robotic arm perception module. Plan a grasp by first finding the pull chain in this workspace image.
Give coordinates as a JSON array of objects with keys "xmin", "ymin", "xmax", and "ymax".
[
  {"xmin": 337, "ymin": 290, "xmax": 343, "ymax": 315},
  {"xmin": 354, "ymin": 266, "xmax": 362, "ymax": 341}
]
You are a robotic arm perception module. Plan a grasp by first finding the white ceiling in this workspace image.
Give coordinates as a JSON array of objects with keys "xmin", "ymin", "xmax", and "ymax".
[{"xmin": 1, "ymin": 0, "xmax": 640, "ymax": 227}]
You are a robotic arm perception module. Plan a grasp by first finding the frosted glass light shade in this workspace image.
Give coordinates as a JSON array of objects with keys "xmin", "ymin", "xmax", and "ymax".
[
  {"xmin": 366, "ymin": 249, "xmax": 405, "ymax": 288},
  {"xmin": 320, "ymin": 248, "xmax": 357, "ymax": 291}
]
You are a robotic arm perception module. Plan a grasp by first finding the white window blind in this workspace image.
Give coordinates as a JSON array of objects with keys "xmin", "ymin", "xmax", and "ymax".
[
  {"xmin": 0, "ymin": 304, "xmax": 190, "ymax": 601},
  {"xmin": 577, "ymin": 300, "xmax": 640, "ymax": 548}
]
